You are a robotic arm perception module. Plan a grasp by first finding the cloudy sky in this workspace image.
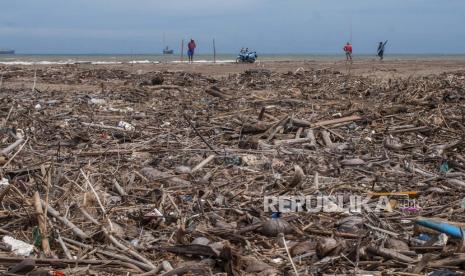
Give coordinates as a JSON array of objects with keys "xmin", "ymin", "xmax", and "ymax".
[{"xmin": 0, "ymin": 0, "xmax": 464, "ymax": 54}]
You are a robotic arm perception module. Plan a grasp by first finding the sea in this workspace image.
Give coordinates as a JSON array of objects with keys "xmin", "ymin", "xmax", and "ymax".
[{"xmin": 1, "ymin": 53, "xmax": 464, "ymax": 65}]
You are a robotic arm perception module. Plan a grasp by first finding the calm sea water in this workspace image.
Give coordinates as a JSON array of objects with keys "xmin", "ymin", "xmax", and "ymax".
[{"xmin": 1, "ymin": 53, "xmax": 465, "ymax": 65}]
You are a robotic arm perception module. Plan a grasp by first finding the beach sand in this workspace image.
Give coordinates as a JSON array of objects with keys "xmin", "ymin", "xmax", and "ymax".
[
  {"xmin": 1, "ymin": 58, "xmax": 464, "ymax": 93},
  {"xmin": 145, "ymin": 58, "xmax": 465, "ymax": 78}
]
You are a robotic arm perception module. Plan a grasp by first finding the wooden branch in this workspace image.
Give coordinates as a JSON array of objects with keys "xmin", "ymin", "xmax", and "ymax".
[
  {"xmin": 40, "ymin": 199, "xmax": 89, "ymax": 240},
  {"xmin": 367, "ymin": 246, "xmax": 417, "ymax": 263},
  {"xmin": 97, "ymin": 249, "xmax": 154, "ymax": 272},
  {"xmin": 312, "ymin": 174, "xmax": 321, "ymax": 195},
  {"xmin": 140, "ymin": 167, "xmax": 191, "ymax": 187},
  {"xmin": 263, "ymin": 116, "xmax": 290, "ymax": 141},
  {"xmin": 388, "ymin": 126, "xmax": 430, "ymax": 134},
  {"xmin": 428, "ymin": 254, "xmax": 465, "ymax": 267},
  {"xmin": 183, "ymin": 113, "xmax": 220, "ymax": 154},
  {"xmin": 0, "ymin": 256, "xmax": 136, "ymax": 269},
  {"xmin": 321, "ymin": 130, "xmax": 333, "ymax": 147},
  {"xmin": 266, "ymin": 125, "xmax": 283, "ymax": 141},
  {"xmin": 191, "ymin": 154, "xmax": 216, "ymax": 173},
  {"xmin": 304, "ymin": 128, "xmax": 317, "ymax": 149},
  {"xmin": 447, "ymin": 178, "xmax": 465, "ymax": 189},
  {"xmin": 241, "ymin": 121, "xmax": 271, "ymax": 134},
  {"xmin": 137, "ymin": 265, "xmax": 163, "ymax": 276},
  {"xmin": 283, "ymin": 235, "xmax": 300, "ymax": 276},
  {"xmin": 1, "ymin": 138, "xmax": 24, "ymax": 155},
  {"xmin": 288, "ymin": 165, "xmax": 305, "ymax": 188},
  {"xmin": 74, "ymin": 203, "xmax": 156, "ymax": 270},
  {"xmin": 55, "ymin": 230, "xmax": 72, "ymax": 259},
  {"xmin": 273, "ymin": 137, "xmax": 310, "ymax": 146},
  {"xmin": 291, "ymin": 118, "xmax": 312, "ymax": 127},
  {"xmin": 205, "ymin": 87, "xmax": 229, "ymax": 99},
  {"xmin": 112, "ymin": 179, "xmax": 127, "ymax": 196},
  {"xmin": 160, "ymin": 264, "xmax": 210, "ymax": 276},
  {"xmin": 103, "ymin": 228, "xmax": 156, "ymax": 270},
  {"xmin": 312, "ymin": 115, "xmax": 362, "ymax": 128},
  {"xmin": 295, "ymin": 127, "xmax": 303, "ymax": 138},
  {"xmin": 33, "ymin": 192, "xmax": 52, "ymax": 257},
  {"xmin": 81, "ymin": 169, "xmax": 107, "ymax": 216},
  {"xmin": 77, "ymin": 204, "xmax": 100, "ymax": 226},
  {"xmin": 162, "ymin": 261, "xmax": 174, "ymax": 273},
  {"xmin": 62, "ymin": 237, "xmax": 153, "ymax": 272}
]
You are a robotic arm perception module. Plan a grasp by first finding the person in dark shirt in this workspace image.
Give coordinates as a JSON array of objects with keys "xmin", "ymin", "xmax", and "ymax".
[
  {"xmin": 378, "ymin": 41, "xmax": 388, "ymax": 60},
  {"xmin": 187, "ymin": 39, "xmax": 196, "ymax": 63}
]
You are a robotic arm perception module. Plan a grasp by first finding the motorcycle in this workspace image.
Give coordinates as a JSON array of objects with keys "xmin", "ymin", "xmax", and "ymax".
[{"xmin": 237, "ymin": 50, "xmax": 257, "ymax": 63}]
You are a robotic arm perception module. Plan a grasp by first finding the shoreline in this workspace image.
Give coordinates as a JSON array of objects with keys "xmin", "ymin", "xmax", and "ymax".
[{"xmin": 2, "ymin": 56, "xmax": 465, "ymax": 64}]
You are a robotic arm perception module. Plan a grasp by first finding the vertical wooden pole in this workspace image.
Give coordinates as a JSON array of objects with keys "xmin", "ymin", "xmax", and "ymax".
[
  {"xmin": 32, "ymin": 69, "xmax": 37, "ymax": 92},
  {"xmin": 213, "ymin": 38, "xmax": 216, "ymax": 63},
  {"xmin": 0, "ymin": 72, "xmax": 4, "ymax": 93},
  {"xmin": 180, "ymin": 39, "xmax": 184, "ymax": 62}
]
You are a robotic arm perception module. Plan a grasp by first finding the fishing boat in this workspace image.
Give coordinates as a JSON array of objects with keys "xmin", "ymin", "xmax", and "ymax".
[
  {"xmin": 0, "ymin": 49, "xmax": 15, "ymax": 55},
  {"xmin": 163, "ymin": 46, "xmax": 173, "ymax": 55}
]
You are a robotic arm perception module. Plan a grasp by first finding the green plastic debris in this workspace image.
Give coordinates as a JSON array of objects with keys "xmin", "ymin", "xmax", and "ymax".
[
  {"xmin": 32, "ymin": 227, "xmax": 41, "ymax": 247},
  {"xmin": 440, "ymin": 160, "xmax": 449, "ymax": 173}
]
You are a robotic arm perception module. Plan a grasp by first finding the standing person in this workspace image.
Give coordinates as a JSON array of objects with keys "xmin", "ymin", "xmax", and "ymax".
[
  {"xmin": 343, "ymin": 42, "xmax": 353, "ymax": 61},
  {"xmin": 187, "ymin": 39, "xmax": 196, "ymax": 63},
  {"xmin": 377, "ymin": 40, "xmax": 388, "ymax": 60}
]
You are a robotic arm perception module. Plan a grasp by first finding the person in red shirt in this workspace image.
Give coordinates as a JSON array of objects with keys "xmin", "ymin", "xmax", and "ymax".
[
  {"xmin": 343, "ymin": 42, "xmax": 352, "ymax": 61},
  {"xmin": 187, "ymin": 39, "xmax": 196, "ymax": 63}
]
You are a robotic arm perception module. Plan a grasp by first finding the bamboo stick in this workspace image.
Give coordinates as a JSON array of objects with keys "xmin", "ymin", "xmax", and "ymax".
[{"xmin": 32, "ymin": 192, "xmax": 52, "ymax": 257}]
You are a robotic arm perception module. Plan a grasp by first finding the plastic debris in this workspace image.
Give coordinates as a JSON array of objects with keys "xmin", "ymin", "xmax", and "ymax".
[
  {"xmin": 428, "ymin": 270, "xmax": 460, "ymax": 276},
  {"xmin": 89, "ymin": 98, "xmax": 107, "ymax": 105},
  {"xmin": 435, "ymin": 233, "xmax": 449, "ymax": 246},
  {"xmin": 415, "ymin": 219, "xmax": 465, "ymax": 239},
  {"xmin": 160, "ymin": 121, "xmax": 171, "ymax": 128},
  {"xmin": 440, "ymin": 160, "xmax": 449, "ymax": 172},
  {"xmin": 261, "ymin": 217, "xmax": 292, "ymax": 237},
  {"xmin": 117, "ymin": 121, "xmax": 135, "ymax": 131},
  {"xmin": 107, "ymin": 106, "xmax": 134, "ymax": 113},
  {"xmin": 223, "ymin": 155, "xmax": 242, "ymax": 166},
  {"xmin": 418, "ymin": 233, "xmax": 431, "ymax": 241},
  {"xmin": 0, "ymin": 177, "xmax": 9, "ymax": 187},
  {"xmin": 2, "ymin": 236, "xmax": 34, "ymax": 256},
  {"xmin": 144, "ymin": 208, "xmax": 165, "ymax": 222},
  {"xmin": 336, "ymin": 216, "xmax": 363, "ymax": 233}
]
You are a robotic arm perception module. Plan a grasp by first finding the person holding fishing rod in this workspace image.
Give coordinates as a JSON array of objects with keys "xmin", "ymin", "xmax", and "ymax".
[
  {"xmin": 377, "ymin": 40, "xmax": 388, "ymax": 60},
  {"xmin": 343, "ymin": 42, "xmax": 353, "ymax": 61}
]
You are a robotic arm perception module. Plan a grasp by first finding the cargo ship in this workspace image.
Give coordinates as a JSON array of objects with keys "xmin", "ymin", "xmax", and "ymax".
[{"xmin": 0, "ymin": 49, "xmax": 15, "ymax": 55}]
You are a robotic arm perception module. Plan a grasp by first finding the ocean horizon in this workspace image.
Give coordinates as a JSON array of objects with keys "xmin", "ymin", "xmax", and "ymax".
[{"xmin": 1, "ymin": 53, "xmax": 465, "ymax": 65}]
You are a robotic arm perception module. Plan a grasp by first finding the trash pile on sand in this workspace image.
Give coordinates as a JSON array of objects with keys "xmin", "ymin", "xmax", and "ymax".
[{"xmin": 0, "ymin": 65, "xmax": 465, "ymax": 275}]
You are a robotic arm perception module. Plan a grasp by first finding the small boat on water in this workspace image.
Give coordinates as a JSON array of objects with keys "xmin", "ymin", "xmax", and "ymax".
[
  {"xmin": 0, "ymin": 49, "xmax": 15, "ymax": 55},
  {"xmin": 163, "ymin": 46, "xmax": 173, "ymax": 55}
]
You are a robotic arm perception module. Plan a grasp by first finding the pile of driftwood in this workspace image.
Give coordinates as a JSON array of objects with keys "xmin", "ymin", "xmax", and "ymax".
[{"xmin": 0, "ymin": 64, "xmax": 465, "ymax": 275}]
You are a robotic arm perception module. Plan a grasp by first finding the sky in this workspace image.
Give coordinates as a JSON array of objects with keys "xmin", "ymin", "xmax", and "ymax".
[{"xmin": 0, "ymin": 0, "xmax": 464, "ymax": 54}]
